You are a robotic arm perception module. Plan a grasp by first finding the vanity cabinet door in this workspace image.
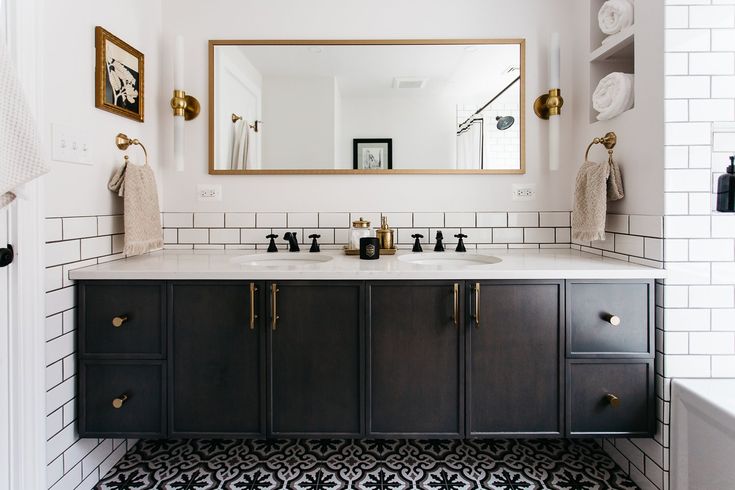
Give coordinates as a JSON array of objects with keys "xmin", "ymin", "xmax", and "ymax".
[
  {"xmin": 169, "ymin": 282, "xmax": 265, "ymax": 437},
  {"xmin": 367, "ymin": 282, "xmax": 464, "ymax": 437},
  {"xmin": 268, "ymin": 281, "xmax": 364, "ymax": 437},
  {"xmin": 467, "ymin": 281, "xmax": 563, "ymax": 437}
]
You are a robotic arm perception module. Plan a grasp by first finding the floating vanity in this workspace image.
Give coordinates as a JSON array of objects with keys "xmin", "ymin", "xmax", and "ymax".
[{"xmin": 70, "ymin": 249, "xmax": 662, "ymax": 440}]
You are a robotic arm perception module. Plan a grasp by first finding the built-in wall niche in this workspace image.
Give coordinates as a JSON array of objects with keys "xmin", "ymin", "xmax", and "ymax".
[{"xmin": 589, "ymin": 0, "xmax": 635, "ymax": 123}]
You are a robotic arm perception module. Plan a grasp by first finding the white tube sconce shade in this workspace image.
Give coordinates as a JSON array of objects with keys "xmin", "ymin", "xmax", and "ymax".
[
  {"xmin": 170, "ymin": 34, "xmax": 200, "ymax": 172},
  {"xmin": 533, "ymin": 32, "xmax": 564, "ymax": 171}
]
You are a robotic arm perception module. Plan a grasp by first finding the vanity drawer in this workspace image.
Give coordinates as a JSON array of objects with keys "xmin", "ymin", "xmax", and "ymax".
[
  {"xmin": 79, "ymin": 281, "xmax": 165, "ymax": 358},
  {"xmin": 79, "ymin": 361, "xmax": 165, "ymax": 437},
  {"xmin": 566, "ymin": 360, "xmax": 654, "ymax": 437},
  {"xmin": 566, "ymin": 281, "xmax": 653, "ymax": 356}
]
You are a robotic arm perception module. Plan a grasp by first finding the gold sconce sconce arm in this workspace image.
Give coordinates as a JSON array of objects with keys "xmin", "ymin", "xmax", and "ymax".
[
  {"xmin": 170, "ymin": 89, "xmax": 200, "ymax": 121},
  {"xmin": 534, "ymin": 88, "xmax": 564, "ymax": 120}
]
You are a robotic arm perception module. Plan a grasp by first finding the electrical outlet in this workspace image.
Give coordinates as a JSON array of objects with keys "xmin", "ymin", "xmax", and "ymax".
[
  {"xmin": 512, "ymin": 184, "xmax": 536, "ymax": 201},
  {"xmin": 197, "ymin": 184, "xmax": 222, "ymax": 202},
  {"xmin": 51, "ymin": 123, "xmax": 92, "ymax": 165}
]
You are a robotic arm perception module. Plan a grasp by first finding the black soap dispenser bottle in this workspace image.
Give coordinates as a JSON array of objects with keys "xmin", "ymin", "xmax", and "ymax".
[{"xmin": 717, "ymin": 156, "xmax": 735, "ymax": 212}]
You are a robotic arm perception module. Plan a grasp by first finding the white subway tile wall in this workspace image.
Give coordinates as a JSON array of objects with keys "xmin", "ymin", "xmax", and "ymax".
[
  {"xmin": 45, "ymin": 215, "xmax": 133, "ymax": 489},
  {"xmin": 161, "ymin": 211, "xmax": 573, "ymax": 249}
]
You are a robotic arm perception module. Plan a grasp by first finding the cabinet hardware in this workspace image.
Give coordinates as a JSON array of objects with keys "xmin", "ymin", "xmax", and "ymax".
[
  {"xmin": 604, "ymin": 314, "xmax": 621, "ymax": 326},
  {"xmin": 472, "ymin": 283, "xmax": 480, "ymax": 328},
  {"xmin": 271, "ymin": 283, "xmax": 280, "ymax": 330},
  {"xmin": 112, "ymin": 394, "xmax": 128, "ymax": 409},
  {"xmin": 606, "ymin": 393, "xmax": 620, "ymax": 408},
  {"xmin": 249, "ymin": 283, "xmax": 258, "ymax": 330},
  {"xmin": 112, "ymin": 315, "xmax": 128, "ymax": 328},
  {"xmin": 452, "ymin": 283, "xmax": 459, "ymax": 327}
]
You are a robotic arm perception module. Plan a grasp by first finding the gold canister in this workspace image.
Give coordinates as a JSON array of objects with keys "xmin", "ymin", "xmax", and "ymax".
[{"xmin": 375, "ymin": 216, "xmax": 395, "ymax": 250}]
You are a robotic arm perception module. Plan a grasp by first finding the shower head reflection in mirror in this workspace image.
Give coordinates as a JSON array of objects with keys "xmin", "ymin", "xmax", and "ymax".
[{"xmin": 209, "ymin": 39, "xmax": 525, "ymax": 175}]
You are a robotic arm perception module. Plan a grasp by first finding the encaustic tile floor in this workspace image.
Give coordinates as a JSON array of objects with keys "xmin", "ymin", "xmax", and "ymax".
[{"xmin": 95, "ymin": 438, "xmax": 638, "ymax": 490}]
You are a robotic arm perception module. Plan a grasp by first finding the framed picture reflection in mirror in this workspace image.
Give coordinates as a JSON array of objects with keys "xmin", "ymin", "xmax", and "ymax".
[{"xmin": 353, "ymin": 139, "xmax": 392, "ymax": 170}]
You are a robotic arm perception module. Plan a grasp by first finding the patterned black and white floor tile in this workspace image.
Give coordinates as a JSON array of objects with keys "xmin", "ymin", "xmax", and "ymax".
[{"xmin": 95, "ymin": 438, "xmax": 638, "ymax": 490}]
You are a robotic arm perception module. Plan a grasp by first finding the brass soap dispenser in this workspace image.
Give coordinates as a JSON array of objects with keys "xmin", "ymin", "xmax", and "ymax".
[{"xmin": 375, "ymin": 216, "xmax": 395, "ymax": 250}]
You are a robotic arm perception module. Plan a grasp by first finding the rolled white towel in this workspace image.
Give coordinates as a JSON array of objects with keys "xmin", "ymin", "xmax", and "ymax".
[
  {"xmin": 593, "ymin": 72, "xmax": 634, "ymax": 121},
  {"xmin": 598, "ymin": 0, "xmax": 634, "ymax": 35}
]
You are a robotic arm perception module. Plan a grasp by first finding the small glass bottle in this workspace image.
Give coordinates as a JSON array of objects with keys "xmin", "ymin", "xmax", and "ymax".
[
  {"xmin": 717, "ymin": 156, "xmax": 735, "ymax": 213},
  {"xmin": 349, "ymin": 217, "xmax": 373, "ymax": 250}
]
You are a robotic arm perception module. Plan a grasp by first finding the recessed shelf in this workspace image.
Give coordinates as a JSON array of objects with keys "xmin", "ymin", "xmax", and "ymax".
[{"xmin": 590, "ymin": 25, "xmax": 635, "ymax": 63}]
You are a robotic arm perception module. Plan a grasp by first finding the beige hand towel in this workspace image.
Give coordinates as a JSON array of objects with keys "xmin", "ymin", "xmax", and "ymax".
[
  {"xmin": 108, "ymin": 159, "xmax": 163, "ymax": 256},
  {"xmin": 572, "ymin": 158, "xmax": 624, "ymax": 242},
  {"xmin": 0, "ymin": 46, "xmax": 48, "ymax": 208}
]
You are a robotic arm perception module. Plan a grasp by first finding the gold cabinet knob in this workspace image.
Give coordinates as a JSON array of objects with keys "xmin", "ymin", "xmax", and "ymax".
[
  {"xmin": 112, "ymin": 315, "xmax": 128, "ymax": 328},
  {"xmin": 112, "ymin": 394, "xmax": 128, "ymax": 409},
  {"xmin": 606, "ymin": 393, "xmax": 620, "ymax": 408},
  {"xmin": 604, "ymin": 314, "xmax": 621, "ymax": 326}
]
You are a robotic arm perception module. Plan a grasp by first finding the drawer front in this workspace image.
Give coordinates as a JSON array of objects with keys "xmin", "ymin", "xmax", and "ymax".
[
  {"xmin": 567, "ymin": 281, "xmax": 652, "ymax": 356},
  {"xmin": 80, "ymin": 361, "xmax": 165, "ymax": 437},
  {"xmin": 80, "ymin": 282, "xmax": 165, "ymax": 357},
  {"xmin": 567, "ymin": 360, "xmax": 654, "ymax": 437}
]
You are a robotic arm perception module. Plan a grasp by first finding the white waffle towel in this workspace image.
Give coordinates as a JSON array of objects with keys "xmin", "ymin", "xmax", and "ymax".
[
  {"xmin": 598, "ymin": 0, "xmax": 634, "ymax": 36},
  {"xmin": 0, "ymin": 46, "xmax": 48, "ymax": 208},
  {"xmin": 593, "ymin": 72, "xmax": 635, "ymax": 121}
]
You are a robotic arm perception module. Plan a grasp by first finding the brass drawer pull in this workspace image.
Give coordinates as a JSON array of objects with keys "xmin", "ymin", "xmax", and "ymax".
[
  {"xmin": 112, "ymin": 315, "xmax": 128, "ymax": 328},
  {"xmin": 249, "ymin": 283, "xmax": 258, "ymax": 330},
  {"xmin": 271, "ymin": 283, "xmax": 280, "ymax": 330},
  {"xmin": 452, "ymin": 283, "xmax": 459, "ymax": 328},
  {"xmin": 604, "ymin": 314, "xmax": 621, "ymax": 326},
  {"xmin": 112, "ymin": 394, "xmax": 128, "ymax": 409},
  {"xmin": 606, "ymin": 393, "xmax": 620, "ymax": 408},
  {"xmin": 472, "ymin": 283, "xmax": 480, "ymax": 329}
]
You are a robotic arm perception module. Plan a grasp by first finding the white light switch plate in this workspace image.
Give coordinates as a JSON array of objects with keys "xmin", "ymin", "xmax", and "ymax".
[
  {"xmin": 198, "ymin": 184, "xmax": 222, "ymax": 202},
  {"xmin": 51, "ymin": 123, "xmax": 92, "ymax": 165}
]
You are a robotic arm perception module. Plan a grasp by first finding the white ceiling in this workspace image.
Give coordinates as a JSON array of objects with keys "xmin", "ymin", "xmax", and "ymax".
[{"xmin": 220, "ymin": 43, "xmax": 521, "ymax": 103}]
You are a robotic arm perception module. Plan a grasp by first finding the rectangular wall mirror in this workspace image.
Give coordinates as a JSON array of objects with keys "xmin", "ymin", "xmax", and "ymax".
[{"xmin": 209, "ymin": 39, "xmax": 525, "ymax": 175}]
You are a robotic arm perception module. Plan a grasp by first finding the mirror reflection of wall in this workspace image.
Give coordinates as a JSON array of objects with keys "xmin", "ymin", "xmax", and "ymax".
[{"xmin": 211, "ymin": 41, "xmax": 524, "ymax": 173}]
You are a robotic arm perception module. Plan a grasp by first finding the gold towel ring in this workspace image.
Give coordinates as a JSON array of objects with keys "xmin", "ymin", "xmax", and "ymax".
[
  {"xmin": 585, "ymin": 131, "xmax": 617, "ymax": 164},
  {"xmin": 115, "ymin": 133, "xmax": 148, "ymax": 166}
]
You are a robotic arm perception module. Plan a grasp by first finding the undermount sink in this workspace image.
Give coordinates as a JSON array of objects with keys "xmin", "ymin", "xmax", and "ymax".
[
  {"xmin": 232, "ymin": 253, "xmax": 333, "ymax": 266},
  {"xmin": 398, "ymin": 253, "xmax": 502, "ymax": 267}
]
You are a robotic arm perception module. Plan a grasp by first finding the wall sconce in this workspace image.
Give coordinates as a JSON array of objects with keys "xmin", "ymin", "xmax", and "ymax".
[
  {"xmin": 534, "ymin": 33, "xmax": 564, "ymax": 171},
  {"xmin": 171, "ymin": 35, "xmax": 200, "ymax": 172}
]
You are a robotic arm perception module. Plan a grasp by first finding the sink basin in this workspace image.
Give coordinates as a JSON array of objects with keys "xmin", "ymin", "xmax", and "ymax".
[
  {"xmin": 232, "ymin": 253, "xmax": 333, "ymax": 267},
  {"xmin": 398, "ymin": 253, "xmax": 501, "ymax": 267}
]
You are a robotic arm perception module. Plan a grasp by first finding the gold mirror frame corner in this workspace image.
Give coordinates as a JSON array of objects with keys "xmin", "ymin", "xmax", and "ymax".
[{"xmin": 208, "ymin": 38, "xmax": 526, "ymax": 176}]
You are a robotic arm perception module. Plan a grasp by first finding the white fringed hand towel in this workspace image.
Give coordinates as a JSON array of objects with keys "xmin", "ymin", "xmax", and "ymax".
[
  {"xmin": 593, "ymin": 72, "xmax": 635, "ymax": 121},
  {"xmin": 0, "ymin": 46, "xmax": 48, "ymax": 208},
  {"xmin": 598, "ymin": 0, "xmax": 634, "ymax": 36},
  {"xmin": 108, "ymin": 159, "xmax": 163, "ymax": 256},
  {"xmin": 230, "ymin": 119, "xmax": 250, "ymax": 170},
  {"xmin": 571, "ymin": 158, "xmax": 625, "ymax": 242}
]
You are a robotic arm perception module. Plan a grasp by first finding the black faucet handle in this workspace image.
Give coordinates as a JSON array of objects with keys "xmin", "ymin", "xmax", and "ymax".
[
  {"xmin": 266, "ymin": 234, "xmax": 279, "ymax": 252},
  {"xmin": 454, "ymin": 233, "xmax": 468, "ymax": 239},
  {"xmin": 454, "ymin": 233, "xmax": 467, "ymax": 253},
  {"xmin": 411, "ymin": 233, "xmax": 424, "ymax": 239},
  {"xmin": 411, "ymin": 234, "xmax": 424, "ymax": 253},
  {"xmin": 266, "ymin": 233, "xmax": 278, "ymax": 239},
  {"xmin": 309, "ymin": 234, "xmax": 321, "ymax": 253}
]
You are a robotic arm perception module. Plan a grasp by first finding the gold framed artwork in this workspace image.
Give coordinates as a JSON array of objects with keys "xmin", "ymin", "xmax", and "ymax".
[{"xmin": 95, "ymin": 26, "xmax": 144, "ymax": 122}]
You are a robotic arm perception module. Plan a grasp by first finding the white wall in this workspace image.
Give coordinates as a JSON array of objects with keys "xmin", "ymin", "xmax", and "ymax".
[
  {"xmin": 261, "ymin": 76, "xmax": 336, "ymax": 168},
  {"xmin": 571, "ymin": 0, "xmax": 665, "ymax": 216},
  {"xmin": 339, "ymin": 94, "xmax": 456, "ymax": 169},
  {"xmin": 43, "ymin": 0, "xmax": 164, "ymax": 218},
  {"xmin": 160, "ymin": 0, "xmax": 579, "ymax": 213}
]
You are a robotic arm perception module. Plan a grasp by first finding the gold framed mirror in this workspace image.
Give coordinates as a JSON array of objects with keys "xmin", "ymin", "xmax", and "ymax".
[{"xmin": 209, "ymin": 39, "xmax": 525, "ymax": 175}]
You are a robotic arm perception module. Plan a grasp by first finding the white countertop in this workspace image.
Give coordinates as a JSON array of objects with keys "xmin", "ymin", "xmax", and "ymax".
[{"xmin": 68, "ymin": 249, "xmax": 665, "ymax": 281}]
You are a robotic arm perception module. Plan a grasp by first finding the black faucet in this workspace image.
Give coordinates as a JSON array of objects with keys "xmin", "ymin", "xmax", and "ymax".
[
  {"xmin": 411, "ymin": 234, "xmax": 424, "ymax": 253},
  {"xmin": 266, "ymin": 234, "xmax": 278, "ymax": 252},
  {"xmin": 283, "ymin": 232, "xmax": 300, "ymax": 252},
  {"xmin": 454, "ymin": 233, "xmax": 467, "ymax": 252},
  {"xmin": 309, "ymin": 234, "xmax": 321, "ymax": 253},
  {"xmin": 434, "ymin": 231, "xmax": 445, "ymax": 252}
]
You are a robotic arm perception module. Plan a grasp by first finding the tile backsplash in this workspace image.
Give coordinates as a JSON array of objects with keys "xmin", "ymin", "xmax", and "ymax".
[{"xmin": 161, "ymin": 211, "xmax": 574, "ymax": 250}]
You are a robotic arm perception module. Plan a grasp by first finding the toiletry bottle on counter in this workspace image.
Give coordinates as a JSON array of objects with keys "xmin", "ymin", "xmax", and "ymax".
[
  {"xmin": 349, "ymin": 217, "xmax": 373, "ymax": 250},
  {"xmin": 375, "ymin": 216, "xmax": 395, "ymax": 250},
  {"xmin": 716, "ymin": 156, "xmax": 735, "ymax": 213}
]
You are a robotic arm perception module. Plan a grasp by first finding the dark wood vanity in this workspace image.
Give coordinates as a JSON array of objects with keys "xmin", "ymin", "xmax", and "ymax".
[{"xmin": 77, "ymin": 279, "xmax": 655, "ymax": 439}]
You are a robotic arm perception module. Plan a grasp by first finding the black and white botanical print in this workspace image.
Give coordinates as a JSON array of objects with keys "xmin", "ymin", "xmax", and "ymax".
[
  {"xmin": 105, "ymin": 40, "xmax": 140, "ymax": 113},
  {"xmin": 95, "ymin": 439, "xmax": 639, "ymax": 489}
]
